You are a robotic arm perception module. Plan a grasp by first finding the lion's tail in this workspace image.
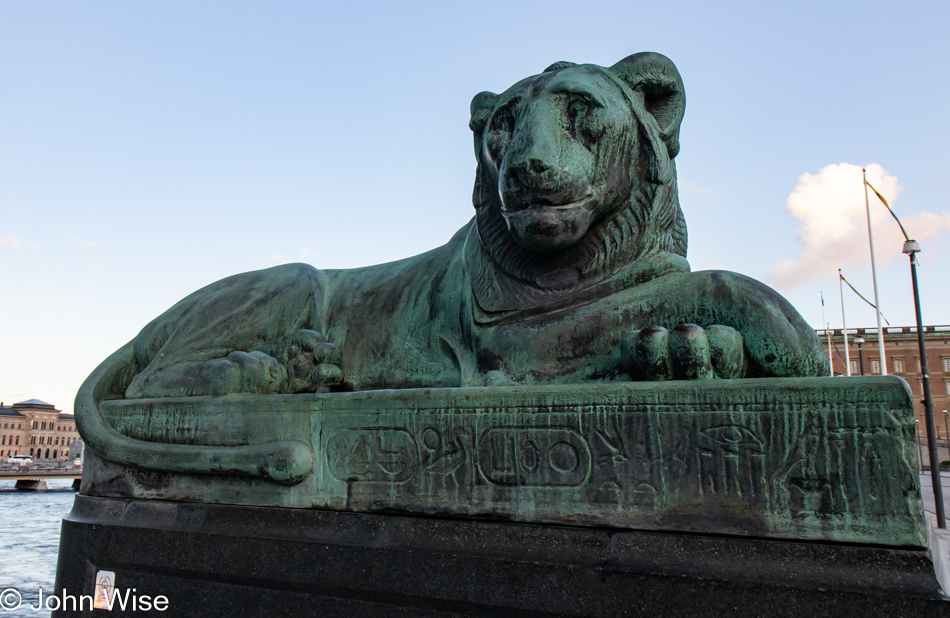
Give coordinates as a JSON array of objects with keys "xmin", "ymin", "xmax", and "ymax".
[{"xmin": 74, "ymin": 343, "xmax": 313, "ymax": 485}]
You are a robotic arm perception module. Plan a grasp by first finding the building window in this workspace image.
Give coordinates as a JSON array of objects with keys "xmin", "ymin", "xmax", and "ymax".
[
  {"xmin": 918, "ymin": 357, "xmax": 922, "ymax": 372},
  {"xmin": 944, "ymin": 358, "xmax": 950, "ymax": 372},
  {"xmin": 849, "ymin": 360, "xmax": 858, "ymax": 374},
  {"xmin": 946, "ymin": 382, "xmax": 950, "ymax": 396},
  {"xmin": 871, "ymin": 359, "xmax": 881, "ymax": 374},
  {"xmin": 894, "ymin": 358, "xmax": 905, "ymax": 373}
]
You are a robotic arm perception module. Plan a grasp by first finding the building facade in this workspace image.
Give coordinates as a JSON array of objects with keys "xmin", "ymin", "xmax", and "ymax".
[
  {"xmin": 0, "ymin": 399, "xmax": 82, "ymax": 461},
  {"xmin": 819, "ymin": 325, "xmax": 950, "ymax": 441}
]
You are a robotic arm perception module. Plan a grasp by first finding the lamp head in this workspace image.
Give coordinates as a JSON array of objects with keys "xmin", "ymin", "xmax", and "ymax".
[{"xmin": 902, "ymin": 240, "xmax": 921, "ymax": 255}]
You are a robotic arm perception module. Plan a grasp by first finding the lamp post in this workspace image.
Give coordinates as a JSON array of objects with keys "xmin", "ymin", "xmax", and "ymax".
[
  {"xmin": 853, "ymin": 336, "xmax": 865, "ymax": 375},
  {"xmin": 903, "ymin": 239, "xmax": 945, "ymax": 528},
  {"xmin": 944, "ymin": 410, "xmax": 950, "ymax": 460}
]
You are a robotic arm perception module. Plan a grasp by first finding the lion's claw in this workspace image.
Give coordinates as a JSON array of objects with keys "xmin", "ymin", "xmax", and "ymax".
[
  {"xmin": 221, "ymin": 329, "xmax": 344, "ymax": 394},
  {"xmin": 624, "ymin": 324, "xmax": 747, "ymax": 381}
]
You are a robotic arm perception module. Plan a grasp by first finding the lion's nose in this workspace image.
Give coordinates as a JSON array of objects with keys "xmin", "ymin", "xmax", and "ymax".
[
  {"xmin": 504, "ymin": 157, "xmax": 559, "ymax": 198},
  {"xmin": 522, "ymin": 157, "xmax": 553, "ymax": 177}
]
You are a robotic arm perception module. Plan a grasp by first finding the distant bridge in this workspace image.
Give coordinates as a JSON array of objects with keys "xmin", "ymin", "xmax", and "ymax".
[{"xmin": 0, "ymin": 465, "xmax": 83, "ymax": 490}]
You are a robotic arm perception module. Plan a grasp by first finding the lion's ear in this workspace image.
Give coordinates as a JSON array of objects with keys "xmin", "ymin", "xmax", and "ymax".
[
  {"xmin": 469, "ymin": 91, "xmax": 498, "ymax": 134},
  {"xmin": 610, "ymin": 52, "xmax": 686, "ymax": 159},
  {"xmin": 609, "ymin": 53, "xmax": 685, "ymax": 184}
]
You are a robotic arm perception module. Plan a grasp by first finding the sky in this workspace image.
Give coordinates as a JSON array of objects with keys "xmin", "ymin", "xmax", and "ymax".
[{"xmin": 2, "ymin": 1, "xmax": 949, "ymax": 414}]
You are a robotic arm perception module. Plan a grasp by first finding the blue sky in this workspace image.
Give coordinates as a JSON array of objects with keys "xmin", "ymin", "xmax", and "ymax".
[{"xmin": 2, "ymin": 1, "xmax": 949, "ymax": 413}]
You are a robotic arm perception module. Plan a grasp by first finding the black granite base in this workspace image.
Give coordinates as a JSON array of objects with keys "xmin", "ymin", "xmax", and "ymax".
[{"xmin": 54, "ymin": 495, "xmax": 947, "ymax": 617}]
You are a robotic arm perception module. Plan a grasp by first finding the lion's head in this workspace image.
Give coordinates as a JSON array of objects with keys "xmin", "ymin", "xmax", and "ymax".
[{"xmin": 465, "ymin": 53, "xmax": 689, "ymax": 313}]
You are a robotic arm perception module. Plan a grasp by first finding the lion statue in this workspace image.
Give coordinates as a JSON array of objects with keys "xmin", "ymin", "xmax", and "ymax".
[{"xmin": 76, "ymin": 52, "xmax": 828, "ymax": 483}]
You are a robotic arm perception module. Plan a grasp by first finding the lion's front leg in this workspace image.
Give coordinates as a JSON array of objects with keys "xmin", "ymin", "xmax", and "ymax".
[
  {"xmin": 616, "ymin": 270, "xmax": 828, "ymax": 380},
  {"xmin": 622, "ymin": 323, "xmax": 748, "ymax": 381}
]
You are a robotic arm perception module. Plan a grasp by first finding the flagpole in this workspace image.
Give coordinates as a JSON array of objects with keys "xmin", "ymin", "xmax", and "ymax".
[
  {"xmin": 838, "ymin": 269, "xmax": 851, "ymax": 376},
  {"xmin": 863, "ymin": 168, "xmax": 888, "ymax": 375},
  {"xmin": 826, "ymin": 324, "xmax": 833, "ymax": 377},
  {"xmin": 821, "ymin": 293, "xmax": 833, "ymax": 377}
]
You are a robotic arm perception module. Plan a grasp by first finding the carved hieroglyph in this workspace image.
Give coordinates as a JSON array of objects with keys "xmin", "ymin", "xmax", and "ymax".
[{"xmin": 80, "ymin": 378, "xmax": 926, "ymax": 547}]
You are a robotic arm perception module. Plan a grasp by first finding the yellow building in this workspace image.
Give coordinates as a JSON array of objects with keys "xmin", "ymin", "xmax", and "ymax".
[{"xmin": 0, "ymin": 399, "xmax": 82, "ymax": 461}]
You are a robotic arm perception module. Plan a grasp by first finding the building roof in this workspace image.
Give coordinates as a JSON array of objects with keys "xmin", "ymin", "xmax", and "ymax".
[
  {"xmin": 817, "ymin": 325, "xmax": 950, "ymax": 337},
  {"xmin": 15, "ymin": 398, "xmax": 54, "ymax": 407},
  {"xmin": 58, "ymin": 413, "xmax": 74, "ymax": 420},
  {"xmin": 0, "ymin": 407, "xmax": 25, "ymax": 418}
]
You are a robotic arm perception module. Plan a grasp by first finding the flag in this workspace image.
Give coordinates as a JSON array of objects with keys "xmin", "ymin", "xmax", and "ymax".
[
  {"xmin": 865, "ymin": 180, "xmax": 910, "ymax": 242},
  {"xmin": 839, "ymin": 272, "xmax": 891, "ymax": 325}
]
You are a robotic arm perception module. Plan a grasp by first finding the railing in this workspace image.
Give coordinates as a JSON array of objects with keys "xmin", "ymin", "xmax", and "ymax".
[
  {"xmin": 914, "ymin": 438, "xmax": 950, "ymax": 472},
  {"xmin": 0, "ymin": 462, "xmax": 82, "ymax": 477},
  {"xmin": 815, "ymin": 325, "xmax": 950, "ymax": 337}
]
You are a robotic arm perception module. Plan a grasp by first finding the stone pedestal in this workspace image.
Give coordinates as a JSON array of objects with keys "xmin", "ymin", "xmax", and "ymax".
[
  {"xmin": 54, "ymin": 377, "xmax": 947, "ymax": 615},
  {"xmin": 54, "ymin": 495, "xmax": 947, "ymax": 617}
]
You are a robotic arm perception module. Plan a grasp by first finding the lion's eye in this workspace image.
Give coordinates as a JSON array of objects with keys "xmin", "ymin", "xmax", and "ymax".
[
  {"xmin": 486, "ymin": 106, "xmax": 515, "ymax": 163},
  {"xmin": 567, "ymin": 94, "xmax": 604, "ymax": 150}
]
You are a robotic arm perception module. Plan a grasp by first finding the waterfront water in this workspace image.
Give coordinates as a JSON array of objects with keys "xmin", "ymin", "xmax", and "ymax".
[{"xmin": 0, "ymin": 480, "xmax": 76, "ymax": 617}]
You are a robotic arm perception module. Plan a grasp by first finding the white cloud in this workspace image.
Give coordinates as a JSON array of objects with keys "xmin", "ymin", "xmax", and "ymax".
[
  {"xmin": 0, "ymin": 233, "xmax": 39, "ymax": 250},
  {"xmin": 768, "ymin": 162, "xmax": 950, "ymax": 288},
  {"xmin": 68, "ymin": 235, "xmax": 98, "ymax": 247}
]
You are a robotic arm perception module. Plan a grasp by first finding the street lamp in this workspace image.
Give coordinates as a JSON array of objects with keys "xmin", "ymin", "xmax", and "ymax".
[
  {"xmin": 868, "ymin": 175, "xmax": 946, "ymax": 528},
  {"xmin": 853, "ymin": 336, "xmax": 865, "ymax": 375},
  {"xmin": 903, "ymin": 239, "xmax": 945, "ymax": 528}
]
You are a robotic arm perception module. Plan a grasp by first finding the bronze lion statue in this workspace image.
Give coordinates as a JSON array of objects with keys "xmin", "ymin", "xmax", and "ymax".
[{"xmin": 77, "ymin": 52, "xmax": 827, "ymax": 483}]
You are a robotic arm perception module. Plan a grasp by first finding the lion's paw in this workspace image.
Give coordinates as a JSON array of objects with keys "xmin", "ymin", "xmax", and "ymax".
[
  {"xmin": 228, "ymin": 329, "xmax": 343, "ymax": 394},
  {"xmin": 623, "ymin": 324, "xmax": 747, "ymax": 381}
]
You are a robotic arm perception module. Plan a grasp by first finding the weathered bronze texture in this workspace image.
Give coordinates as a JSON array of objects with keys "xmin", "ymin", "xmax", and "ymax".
[
  {"xmin": 78, "ymin": 378, "xmax": 925, "ymax": 547},
  {"xmin": 75, "ymin": 53, "xmax": 831, "ymax": 484}
]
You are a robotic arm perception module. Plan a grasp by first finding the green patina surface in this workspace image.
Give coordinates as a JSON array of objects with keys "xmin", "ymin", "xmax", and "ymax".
[
  {"xmin": 81, "ymin": 377, "xmax": 926, "ymax": 547},
  {"xmin": 73, "ymin": 53, "xmax": 911, "ymax": 550},
  {"xmin": 75, "ymin": 52, "xmax": 830, "ymax": 487}
]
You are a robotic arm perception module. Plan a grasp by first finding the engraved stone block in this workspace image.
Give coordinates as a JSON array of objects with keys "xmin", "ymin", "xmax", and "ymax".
[{"xmin": 82, "ymin": 377, "xmax": 926, "ymax": 547}]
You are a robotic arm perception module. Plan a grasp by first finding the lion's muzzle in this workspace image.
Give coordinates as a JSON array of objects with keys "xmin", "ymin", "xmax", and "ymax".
[
  {"xmin": 501, "ymin": 199, "xmax": 596, "ymax": 253},
  {"xmin": 497, "ymin": 110, "xmax": 597, "ymax": 253}
]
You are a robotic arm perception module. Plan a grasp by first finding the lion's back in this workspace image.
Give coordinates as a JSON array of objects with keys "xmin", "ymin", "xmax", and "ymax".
[{"xmin": 321, "ymin": 222, "xmax": 473, "ymax": 390}]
